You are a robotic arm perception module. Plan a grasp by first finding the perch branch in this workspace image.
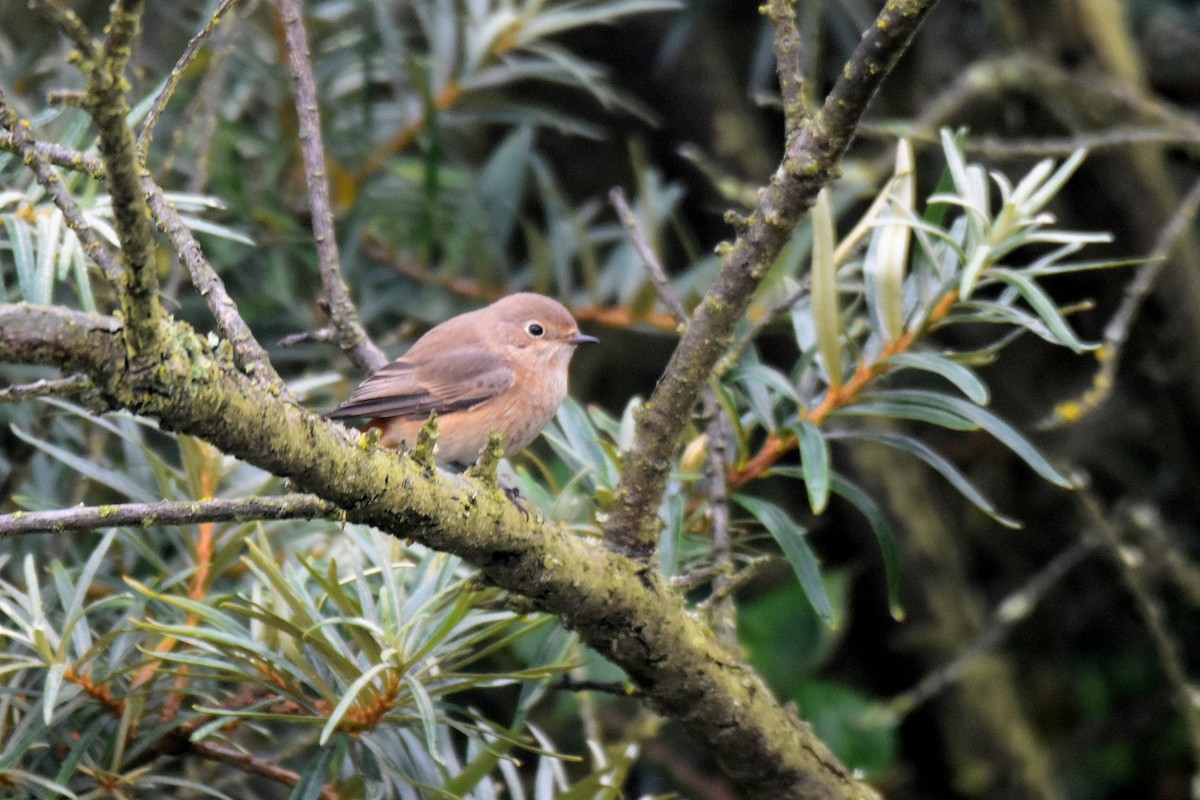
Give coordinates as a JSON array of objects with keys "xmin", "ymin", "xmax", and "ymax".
[{"xmin": 0, "ymin": 301, "xmax": 878, "ymax": 799}]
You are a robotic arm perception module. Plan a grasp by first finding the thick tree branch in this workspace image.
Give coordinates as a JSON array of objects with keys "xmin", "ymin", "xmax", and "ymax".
[
  {"xmin": 276, "ymin": 0, "xmax": 387, "ymax": 373},
  {"xmin": 0, "ymin": 495, "xmax": 339, "ymax": 538},
  {"xmin": 0, "ymin": 301, "xmax": 876, "ymax": 799},
  {"xmin": 603, "ymin": 0, "xmax": 941, "ymax": 554}
]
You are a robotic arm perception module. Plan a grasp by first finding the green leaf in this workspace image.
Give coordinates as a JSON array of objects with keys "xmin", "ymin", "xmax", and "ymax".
[
  {"xmin": 42, "ymin": 663, "xmax": 68, "ymax": 725},
  {"xmin": 828, "ymin": 430, "xmax": 1021, "ymax": 528},
  {"xmin": 829, "ymin": 475, "xmax": 904, "ymax": 620},
  {"xmin": 791, "ymin": 420, "xmax": 831, "ymax": 514},
  {"xmin": 810, "ymin": 187, "xmax": 842, "ymax": 388},
  {"xmin": 3, "ymin": 213, "xmax": 38, "ymax": 303},
  {"xmin": 319, "ymin": 662, "xmax": 392, "ymax": 745},
  {"xmin": 405, "ymin": 672, "xmax": 444, "ymax": 765},
  {"xmin": 9, "ymin": 425, "xmax": 159, "ymax": 503},
  {"xmin": 733, "ymin": 495, "xmax": 833, "ymax": 624},
  {"xmin": 885, "ymin": 351, "xmax": 990, "ymax": 405},
  {"xmin": 289, "ymin": 742, "xmax": 338, "ymax": 800},
  {"xmin": 987, "ymin": 267, "xmax": 1095, "ymax": 353},
  {"xmin": 879, "ymin": 389, "xmax": 1072, "ymax": 487},
  {"xmin": 832, "ymin": 400, "xmax": 978, "ymax": 431}
]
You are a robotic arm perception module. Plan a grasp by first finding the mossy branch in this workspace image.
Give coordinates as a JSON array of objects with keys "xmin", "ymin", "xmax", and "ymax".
[{"xmin": 0, "ymin": 301, "xmax": 876, "ymax": 800}]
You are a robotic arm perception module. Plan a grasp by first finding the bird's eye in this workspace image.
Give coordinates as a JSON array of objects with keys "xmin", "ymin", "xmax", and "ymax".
[{"xmin": 526, "ymin": 322, "xmax": 545, "ymax": 337}]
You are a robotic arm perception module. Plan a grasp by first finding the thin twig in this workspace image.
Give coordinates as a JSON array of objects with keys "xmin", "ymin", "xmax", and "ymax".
[
  {"xmin": 0, "ymin": 494, "xmax": 341, "ymax": 538},
  {"xmin": 1126, "ymin": 503, "xmax": 1200, "ymax": 607},
  {"xmin": 141, "ymin": 177, "xmax": 283, "ymax": 386},
  {"xmin": 29, "ymin": 0, "xmax": 97, "ymax": 60},
  {"xmin": 190, "ymin": 740, "xmax": 339, "ymax": 800},
  {"xmin": 136, "ymin": 0, "xmax": 240, "ymax": 163},
  {"xmin": 1041, "ymin": 173, "xmax": 1200, "ymax": 429},
  {"xmin": 555, "ymin": 676, "xmax": 641, "ymax": 697},
  {"xmin": 1079, "ymin": 489, "xmax": 1200, "ymax": 778},
  {"xmin": 279, "ymin": 327, "xmax": 340, "ymax": 348},
  {"xmin": 276, "ymin": 0, "xmax": 387, "ymax": 373},
  {"xmin": 716, "ymin": 277, "xmax": 810, "ymax": 377},
  {"xmin": 0, "ymin": 132, "xmax": 105, "ymax": 178},
  {"xmin": 0, "ymin": 119, "xmax": 280, "ymax": 385},
  {"xmin": 887, "ymin": 536, "xmax": 1099, "ymax": 718},
  {"xmin": 702, "ymin": 393, "xmax": 735, "ymax": 645},
  {"xmin": 0, "ymin": 88, "xmax": 123, "ymax": 286},
  {"xmin": 610, "ymin": 188, "xmax": 688, "ymax": 321},
  {"xmin": 0, "ymin": 375, "xmax": 93, "ymax": 403}
]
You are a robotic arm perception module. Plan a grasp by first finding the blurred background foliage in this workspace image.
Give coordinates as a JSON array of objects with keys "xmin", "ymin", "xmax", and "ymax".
[{"xmin": 5, "ymin": 0, "xmax": 1200, "ymax": 798}]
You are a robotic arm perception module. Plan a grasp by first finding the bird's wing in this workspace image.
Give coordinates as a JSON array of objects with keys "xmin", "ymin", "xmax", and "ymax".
[{"xmin": 326, "ymin": 346, "xmax": 515, "ymax": 420}]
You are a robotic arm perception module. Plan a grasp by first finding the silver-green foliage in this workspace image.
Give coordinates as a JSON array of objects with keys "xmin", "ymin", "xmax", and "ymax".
[{"xmin": 542, "ymin": 131, "xmax": 1126, "ymax": 625}]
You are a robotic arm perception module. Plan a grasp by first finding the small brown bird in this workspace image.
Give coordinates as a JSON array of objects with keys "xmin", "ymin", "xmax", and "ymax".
[{"xmin": 328, "ymin": 293, "xmax": 597, "ymax": 465}]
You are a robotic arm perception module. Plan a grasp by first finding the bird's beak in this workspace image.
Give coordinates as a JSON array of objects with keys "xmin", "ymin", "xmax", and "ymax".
[{"xmin": 567, "ymin": 332, "xmax": 599, "ymax": 345}]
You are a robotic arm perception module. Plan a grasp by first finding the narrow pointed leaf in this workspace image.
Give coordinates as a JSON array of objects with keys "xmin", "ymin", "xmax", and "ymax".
[
  {"xmin": 829, "ymin": 475, "xmax": 904, "ymax": 620},
  {"xmin": 987, "ymin": 267, "xmax": 1094, "ymax": 353},
  {"xmin": 733, "ymin": 495, "xmax": 833, "ymax": 623},
  {"xmin": 878, "ymin": 389, "xmax": 1072, "ymax": 487},
  {"xmin": 810, "ymin": 188, "xmax": 842, "ymax": 388},
  {"xmin": 833, "ymin": 400, "xmax": 978, "ymax": 430},
  {"xmin": 885, "ymin": 352, "xmax": 990, "ymax": 404},
  {"xmin": 319, "ymin": 662, "xmax": 392, "ymax": 745},
  {"xmin": 790, "ymin": 420, "xmax": 831, "ymax": 514},
  {"xmin": 828, "ymin": 430, "xmax": 1021, "ymax": 528}
]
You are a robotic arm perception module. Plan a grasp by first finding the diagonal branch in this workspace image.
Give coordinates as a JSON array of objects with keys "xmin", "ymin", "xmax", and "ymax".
[
  {"xmin": 136, "ymin": 0, "xmax": 241, "ymax": 164},
  {"xmin": 276, "ymin": 0, "xmax": 387, "ymax": 373},
  {"xmin": 0, "ymin": 301, "xmax": 876, "ymax": 800},
  {"xmin": 603, "ymin": 0, "xmax": 942, "ymax": 554}
]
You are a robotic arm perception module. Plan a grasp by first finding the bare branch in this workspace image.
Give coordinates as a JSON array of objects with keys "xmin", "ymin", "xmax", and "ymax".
[
  {"xmin": 0, "ymin": 375, "xmax": 93, "ymax": 404},
  {"xmin": 80, "ymin": 0, "xmax": 164, "ymax": 358},
  {"xmin": 141, "ymin": 178, "xmax": 283, "ymax": 386},
  {"xmin": 888, "ymin": 537, "xmax": 1099, "ymax": 717},
  {"xmin": 610, "ymin": 187, "xmax": 689, "ymax": 323},
  {"xmin": 0, "ymin": 125, "xmax": 282, "ymax": 387},
  {"xmin": 604, "ymin": 0, "xmax": 942, "ymax": 555},
  {"xmin": 276, "ymin": 0, "xmax": 387, "ymax": 373},
  {"xmin": 0, "ymin": 88, "xmax": 123, "ymax": 286},
  {"xmin": 1042, "ymin": 174, "xmax": 1200, "ymax": 429},
  {"xmin": 610, "ymin": 186, "xmax": 736, "ymax": 643},
  {"xmin": 190, "ymin": 740, "xmax": 338, "ymax": 800},
  {"xmin": 29, "ymin": 0, "xmax": 97, "ymax": 61},
  {"xmin": 0, "ymin": 131, "xmax": 105, "ymax": 178},
  {"xmin": 1080, "ymin": 488, "xmax": 1200, "ymax": 775},
  {"xmin": 0, "ymin": 495, "xmax": 339, "ymax": 538},
  {"xmin": 136, "ymin": 0, "xmax": 241, "ymax": 164}
]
